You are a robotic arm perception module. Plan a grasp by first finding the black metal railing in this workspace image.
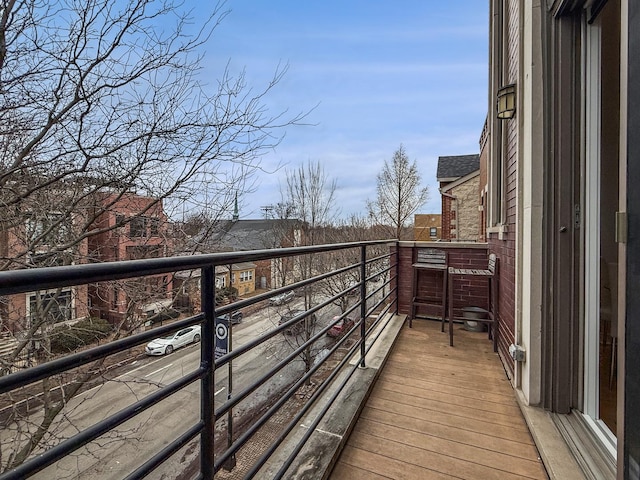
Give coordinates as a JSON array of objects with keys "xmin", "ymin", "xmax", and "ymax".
[{"xmin": 0, "ymin": 240, "xmax": 398, "ymax": 479}]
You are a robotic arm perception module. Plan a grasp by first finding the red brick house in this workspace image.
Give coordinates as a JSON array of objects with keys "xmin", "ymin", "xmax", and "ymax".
[
  {"xmin": 88, "ymin": 192, "xmax": 173, "ymax": 324},
  {"xmin": 0, "ymin": 198, "xmax": 90, "ymax": 335}
]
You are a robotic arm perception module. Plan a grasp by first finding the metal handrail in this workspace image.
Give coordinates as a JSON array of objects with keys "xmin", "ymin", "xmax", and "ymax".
[{"xmin": 0, "ymin": 239, "xmax": 397, "ymax": 479}]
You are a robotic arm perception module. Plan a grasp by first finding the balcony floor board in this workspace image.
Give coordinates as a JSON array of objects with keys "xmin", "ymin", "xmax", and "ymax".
[{"xmin": 330, "ymin": 319, "xmax": 548, "ymax": 480}]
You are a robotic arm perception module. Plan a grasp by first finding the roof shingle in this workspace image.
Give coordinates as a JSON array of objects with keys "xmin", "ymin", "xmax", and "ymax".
[{"xmin": 436, "ymin": 154, "xmax": 480, "ymax": 180}]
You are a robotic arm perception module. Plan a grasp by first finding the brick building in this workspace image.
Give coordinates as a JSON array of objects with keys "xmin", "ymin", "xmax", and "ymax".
[
  {"xmin": 88, "ymin": 192, "xmax": 173, "ymax": 324},
  {"xmin": 482, "ymin": 1, "xmax": 640, "ymax": 477},
  {"xmin": 436, "ymin": 154, "xmax": 481, "ymax": 242},
  {"xmin": 0, "ymin": 194, "xmax": 91, "ymax": 334},
  {"xmin": 413, "ymin": 214, "xmax": 442, "ymax": 241}
]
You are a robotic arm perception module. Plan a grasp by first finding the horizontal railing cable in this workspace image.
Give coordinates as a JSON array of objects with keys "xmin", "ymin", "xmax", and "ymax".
[
  {"xmin": 272, "ymin": 310, "xmax": 398, "ymax": 479},
  {"xmin": 0, "ymin": 239, "xmax": 398, "ymax": 479},
  {"xmin": 214, "ymin": 309, "xmax": 365, "ymax": 472},
  {"xmin": 214, "ymin": 295, "xmax": 362, "ymax": 417},
  {"xmin": 214, "ymin": 262, "xmax": 361, "ymax": 368},
  {"xmin": 123, "ymin": 422, "xmax": 204, "ymax": 480},
  {"xmin": 1, "ymin": 368, "xmax": 204, "ymax": 480},
  {"xmin": 0, "ymin": 313, "xmax": 204, "ymax": 394}
]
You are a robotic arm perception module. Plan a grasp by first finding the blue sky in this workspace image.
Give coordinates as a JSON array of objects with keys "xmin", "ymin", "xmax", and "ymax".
[{"xmin": 202, "ymin": 1, "xmax": 488, "ymax": 219}]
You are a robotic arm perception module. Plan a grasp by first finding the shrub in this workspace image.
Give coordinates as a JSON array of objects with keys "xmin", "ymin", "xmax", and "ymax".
[
  {"xmin": 49, "ymin": 318, "xmax": 113, "ymax": 354},
  {"xmin": 215, "ymin": 286, "xmax": 238, "ymax": 305}
]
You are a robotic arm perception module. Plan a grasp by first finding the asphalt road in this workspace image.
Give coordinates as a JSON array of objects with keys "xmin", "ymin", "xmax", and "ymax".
[{"xmin": 2, "ymin": 300, "xmax": 336, "ymax": 479}]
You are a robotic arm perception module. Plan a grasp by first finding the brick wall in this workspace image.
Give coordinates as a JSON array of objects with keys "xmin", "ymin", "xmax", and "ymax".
[
  {"xmin": 486, "ymin": 0, "xmax": 520, "ymax": 378},
  {"xmin": 441, "ymin": 194, "xmax": 453, "ymax": 241},
  {"xmin": 394, "ymin": 244, "xmax": 490, "ymax": 320}
]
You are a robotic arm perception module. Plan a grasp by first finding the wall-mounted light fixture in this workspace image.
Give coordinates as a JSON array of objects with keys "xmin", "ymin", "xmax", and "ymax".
[{"xmin": 496, "ymin": 83, "xmax": 516, "ymax": 119}]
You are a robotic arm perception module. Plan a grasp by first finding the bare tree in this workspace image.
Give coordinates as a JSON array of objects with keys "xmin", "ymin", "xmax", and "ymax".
[
  {"xmin": 277, "ymin": 160, "xmax": 338, "ymax": 380},
  {"xmin": 0, "ymin": 0, "xmax": 305, "ymax": 472},
  {"xmin": 316, "ymin": 216, "xmax": 384, "ymax": 314},
  {"xmin": 367, "ymin": 145, "xmax": 429, "ymax": 240}
]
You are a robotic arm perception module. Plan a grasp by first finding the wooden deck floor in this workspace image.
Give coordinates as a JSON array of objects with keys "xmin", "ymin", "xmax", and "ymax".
[{"xmin": 330, "ymin": 319, "xmax": 548, "ymax": 480}]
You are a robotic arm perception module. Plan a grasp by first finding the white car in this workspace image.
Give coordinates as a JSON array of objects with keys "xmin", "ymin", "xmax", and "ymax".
[{"xmin": 145, "ymin": 325, "xmax": 201, "ymax": 355}]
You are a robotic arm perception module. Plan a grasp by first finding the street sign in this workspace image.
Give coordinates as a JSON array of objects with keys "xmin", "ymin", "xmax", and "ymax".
[{"xmin": 215, "ymin": 316, "xmax": 229, "ymax": 360}]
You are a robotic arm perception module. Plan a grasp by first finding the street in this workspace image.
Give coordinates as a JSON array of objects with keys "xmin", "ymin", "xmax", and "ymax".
[{"xmin": 1, "ymin": 300, "xmax": 336, "ymax": 479}]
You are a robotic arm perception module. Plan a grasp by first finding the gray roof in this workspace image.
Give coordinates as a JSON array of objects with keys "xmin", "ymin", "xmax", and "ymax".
[
  {"xmin": 198, "ymin": 219, "xmax": 302, "ymax": 252},
  {"xmin": 436, "ymin": 154, "xmax": 480, "ymax": 181}
]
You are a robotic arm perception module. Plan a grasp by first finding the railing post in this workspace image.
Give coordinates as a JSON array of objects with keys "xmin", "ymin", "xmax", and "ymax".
[
  {"xmin": 395, "ymin": 241, "xmax": 400, "ymax": 315},
  {"xmin": 201, "ymin": 265, "xmax": 215, "ymax": 478},
  {"xmin": 360, "ymin": 245, "xmax": 367, "ymax": 368},
  {"xmin": 225, "ymin": 264, "xmax": 236, "ymax": 471}
]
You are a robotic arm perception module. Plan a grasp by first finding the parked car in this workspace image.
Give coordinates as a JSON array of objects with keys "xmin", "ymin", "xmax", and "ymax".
[
  {"xmin": 327, "ymin": 316, "xmax": 355, "ymax": 338},
  {"xmin": 145, "ymin": 325, "xmax": 201, "ymax": 355},
  {"xmin": 279, "ymin": 309, "xmax": 317, "ymax": 335},
  {"xmin": 219, "ymin": 311, "xmax": 243, "ymax": 325},
  {"xmin": 269, "ymin": 290, "xmax": 295, "ymax": 306}
]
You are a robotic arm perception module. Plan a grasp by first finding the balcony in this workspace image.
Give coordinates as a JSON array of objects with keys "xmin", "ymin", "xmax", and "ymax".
[{"xmin": 0, "ymin": 241, "xmax": 549, "ymax": 479}]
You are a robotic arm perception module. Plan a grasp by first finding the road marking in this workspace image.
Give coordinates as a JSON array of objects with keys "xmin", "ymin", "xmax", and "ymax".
[
  {"xmin": 214, "ymin": 387, "xmax": 226, "ymax": 396},
  {"xmin": 145, "ymin": 363, "xmax": 173, "ymax": 378}
]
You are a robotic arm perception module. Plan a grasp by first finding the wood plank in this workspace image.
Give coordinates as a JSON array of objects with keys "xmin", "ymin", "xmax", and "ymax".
[
  {"xmin": 358, "ymin": 406, "xmax": 539, "ymax": 458},
  {"xmin": 393, "ymin": 339, "xmax": 502, "ymax": 366},
  {"xmin": 377, "ymin": 370, "xmax": 519, "ymax": 406},
  {"xmin": 352, "ymin": 417, "xmax": 547, "ymax": 479},
  {"xmin": 330, "ymin": 319, "xmax": 548, "ymax": 480},
  {"xmin": 364, "ymin": 397, "xmax": 534, "ymax": 444},
  {"xmin": 330, "ymin": 461, "xmax": 393, "ymax": 480},
  {"xmin": 388, "ymin": 355, "xmax": 509, "ymax": 381},
  {"xmin": 337, "ymin": 445, "xmax": 456, "ymax": 480},
  {"xmin": 382, "ymin": 366, "xmax": 515, "ymax": 398},
  {"xmin": 371, "ymin": 383, "xmax": 528, "ymax": 430},
  {"xmin": 348, "ymin": 430, "xmax": 544, "ymax": 480}
]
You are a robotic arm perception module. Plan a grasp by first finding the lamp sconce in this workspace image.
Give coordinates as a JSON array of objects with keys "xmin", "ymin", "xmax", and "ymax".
[{"xmin": 496, "ymin": 83, "xmax": 516, "ymax": 119}]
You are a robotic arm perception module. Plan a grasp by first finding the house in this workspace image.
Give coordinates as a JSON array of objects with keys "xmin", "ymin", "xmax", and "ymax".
[
  {"xmin": 413, "ymin": 214, "xmax": 442, "ymax": 241},
  {"xmin": 214, "ymin": 263, "xmax": 257, "ymax": 296},
  {"xmin": 0, "ymin": 192, "xmax": 90, "ymax": 335},
  {"xmin": 436, "ymin": 154, "xmax": 481, "ymax": 242},
  {"xmin": 482, "ymin": 1, "xmax": 635, "ymax": 477},
  {"xmin": 87, "ymin": 192, "xmax": 173, "ymax": 324},
  {"xmin": 196, "ymin": 219, "xmax": 303, "ymax": 289}
]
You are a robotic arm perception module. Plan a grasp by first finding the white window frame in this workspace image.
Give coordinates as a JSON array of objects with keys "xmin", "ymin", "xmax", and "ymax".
[
  {"xmin": 581, "ymin": 12, "xmax": 617, "ymax": 455},
  {"xmin": 26, "ymin": 288, "xmax": 75, "ymax": 325}
]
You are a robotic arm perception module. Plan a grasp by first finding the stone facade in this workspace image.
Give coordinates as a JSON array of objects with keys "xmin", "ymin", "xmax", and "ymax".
[{"xmin": 448, "ymin": 176, "xmax": 480, "ymax": 242}]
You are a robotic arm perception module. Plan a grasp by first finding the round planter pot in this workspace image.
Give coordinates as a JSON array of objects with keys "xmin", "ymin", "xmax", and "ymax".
[{"xmin": 462, "ymin": 306, "xmax": 488, "ymax": 332}]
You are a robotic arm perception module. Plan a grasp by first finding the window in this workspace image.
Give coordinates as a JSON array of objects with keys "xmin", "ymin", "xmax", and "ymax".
[
  {"xmin": 126, "ymin": 245, "xmax": 161, "ymax": 260},
  {"xmin": 112, "ymin": 288, "xmax": 119, "ymax": 309},
  {"xmin": 29, "ymin": 289, "xmax": 73, "ymax": 324},
  {"xmin": 115, "ymin": 214, "xmax": 125, "ymax": 228},
  {"xmin": 26, "ymin": 213, "xmax": 71, "ymax": 246},
  {"xmin": 240, "ymin": 271, "xmax": 253, "ymax": 282},
  {"xmin": 130, "ymin": 217, "xmax": 147, "ymax": 237},
  {"xmin": 215, "ymin": 275, "xmax": 226, "ymax": 288},
  {"xmin": 150, "ymin": 218, "xmax": 160, "ymax": 236},
  {"xmin": 488, "ymin": 0, "xmax": 509, "ymax": 230},
  {"xmin": 28, "ymin": 251, "xmax": 71, "ymax": 267},
  {"xmin": 430, "ymin": 227, "xmax": 438, "ymax": 237}
]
